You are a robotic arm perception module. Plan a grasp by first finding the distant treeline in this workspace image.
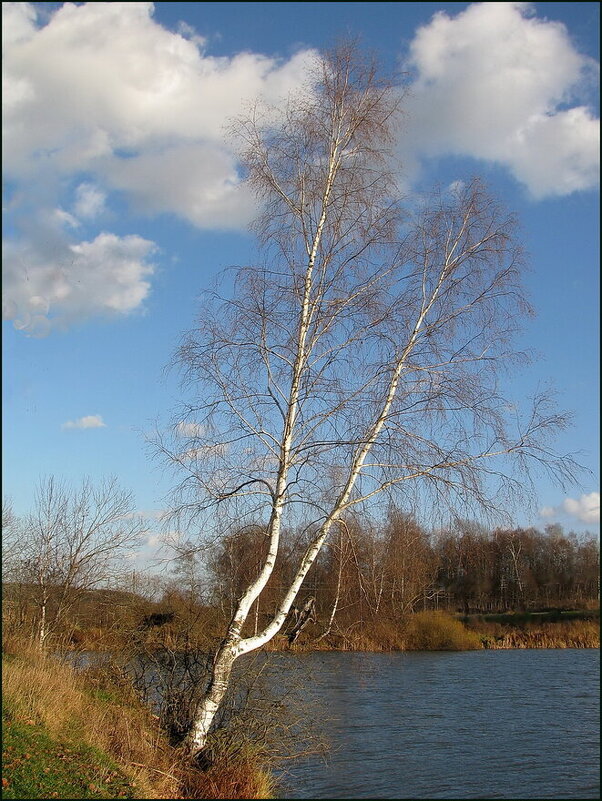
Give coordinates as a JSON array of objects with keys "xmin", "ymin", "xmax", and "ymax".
[
  {"xmin": 205, "ymin": 515, "xmax": 600, "ymax": 636},
  {"xmin": 3, "ymin": 513, "xmax": 599, "ymax": 646}
]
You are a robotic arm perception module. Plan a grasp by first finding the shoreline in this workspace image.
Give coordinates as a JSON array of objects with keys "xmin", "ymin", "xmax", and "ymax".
[{"xmin": 61, "ymin": 609, "xmax": 599, "ymax": 653}]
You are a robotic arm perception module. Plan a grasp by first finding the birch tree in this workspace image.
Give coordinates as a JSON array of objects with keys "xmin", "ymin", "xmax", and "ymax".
[{"xmin": 159, "ymin": 43, "xmax": 577, "ymax": 757}]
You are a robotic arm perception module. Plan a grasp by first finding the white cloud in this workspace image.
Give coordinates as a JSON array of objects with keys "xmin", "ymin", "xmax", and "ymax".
[
  {"xmin": 403, "ymin": 2, "xmax": 599, "ymax": 197},
  {"xmin": 2, "ymin": 2, "xmax": 314, "ymax": 186},
  {"xmin": 539, "ymin": 505, "xmax": 556, "ymax": 519},
  {"xmin": 146, "ymin": 532, "xmax": 164, "ymax": 549},
  {"xmin": 3, "ymin": 225, "xmax": 156, "ymax": 335},
  {"xmin": 53, "ymin": 208, "xmax": 80, "ymax": 229},
  {"xmin": 180, "ymin": 444, "xmax": 227, "ymax": 461},
  {"xmin": 103, "ymin": 143, "xmax": 256, "ymax": 229},
  {"xmin": 61, "ymin": 414, "xmax": 106, "ymax": 430},
  {"xmin": 2, "ymin": 2, "xmax": 37, "ymax": 49},
  {"xmin": 73, "ymin": 183, "xmax": 106, "ymax": 219},
  {"xmin": 2, "ymin": 2, "xmax": 599, "ymax": 336},
  {"xmin": 563, "ymin": 492, "xmax": 600, "ymax": 524},
  {"xmin": 2, "ymin": 2, "xmax": 316, "ymax": 332},
  {"xmin": 540, "ymin": 492, "xmax": 600, "ymax": 525}
]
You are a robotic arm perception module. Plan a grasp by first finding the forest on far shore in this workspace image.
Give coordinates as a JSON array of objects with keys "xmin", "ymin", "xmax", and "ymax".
[{"xmin": 3, "ymin": 510, "xmax": 599, "ymax": 651}]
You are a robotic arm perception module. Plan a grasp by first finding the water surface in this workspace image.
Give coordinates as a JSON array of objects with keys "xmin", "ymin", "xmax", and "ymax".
[{"xmin": 269, "ymin": 649, "xmax": 599, "ymax": 799}]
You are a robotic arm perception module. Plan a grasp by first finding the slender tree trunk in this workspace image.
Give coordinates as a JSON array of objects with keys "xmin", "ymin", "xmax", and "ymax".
[
  {"xmin": 184, "ymin": 637, "xmax": 240, "ymax": 755},
  {"xmin": 38, "ymin": 596, "xmax": 47, "ymax": 648},
  {"xmin": 316, "ymin": 531, "xmax": 344, "ymax": 641},
  {"xmin": 38, "ymin": 575, "xmax": 49, "ymax": 649}
]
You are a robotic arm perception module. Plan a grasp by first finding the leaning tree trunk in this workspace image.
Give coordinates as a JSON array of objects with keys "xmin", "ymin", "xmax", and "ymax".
[
  {"xmin": 316, "ymin": 529, "xmax": 345, "ymax": 642},
  {"xmin": 170, "ymin": 43, "xmax": 565, "ymax": 765},
  {"xmin": 286, "ymin": 596, "xmax": 316, "ymax": 645},
  {"xmin": 184, "ymin": 636, "xmax": 240, "ymax": 756}
]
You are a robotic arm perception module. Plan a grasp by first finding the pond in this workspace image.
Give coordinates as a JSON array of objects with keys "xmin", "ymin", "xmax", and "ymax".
[{"xmin": 267, "ymin": 649, "xmax": 599, "ymax": 799}]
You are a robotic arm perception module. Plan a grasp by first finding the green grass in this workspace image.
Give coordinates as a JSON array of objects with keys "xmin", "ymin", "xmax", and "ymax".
[
  {"xmin": 2, "ymin": 639, "xmax": 279, "ymax": 799},
  {"xmin": 2, "ymin": 702, "xmax": 136, "ymax": 800}
]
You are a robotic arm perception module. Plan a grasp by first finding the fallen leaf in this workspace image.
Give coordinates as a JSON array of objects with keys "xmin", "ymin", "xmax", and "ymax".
[{"xmin": 2, "ymin": 778, "xmax": 10, "ymax": 788}]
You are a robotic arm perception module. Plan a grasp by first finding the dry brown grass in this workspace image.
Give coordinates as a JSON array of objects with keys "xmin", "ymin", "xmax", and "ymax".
[
  {"xmin": 2, "ymin": 635, "xmax": 275, "ymax": 799},
  {"xmin": 478, "ymin": 619, "xmax": 600, "ymax": 649},
  {"xmin": 179, "ymin": 746, "xmax": 276, "ymax": 800},
  {"xmin": 267, "ymin": 614, "xmax": 480, "ymax": 652}
]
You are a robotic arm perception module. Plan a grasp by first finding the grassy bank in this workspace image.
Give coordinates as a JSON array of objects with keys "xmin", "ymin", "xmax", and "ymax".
[
  {"xmin": 2, "ymin": 708, "xmax": 136, "ymax": 800},
  {"xmin": 2, "ymin": 612, "xmax": 597, "ymax": 798},
  {"xmin": 1, "ymin": 639, "xmax": 275, "ymax": 800}
]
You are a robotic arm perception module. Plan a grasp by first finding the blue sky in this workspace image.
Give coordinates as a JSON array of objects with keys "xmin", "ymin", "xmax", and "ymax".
[{"xmin": 3, "ymin": 2, "xmax": 599, "ymax": 554}]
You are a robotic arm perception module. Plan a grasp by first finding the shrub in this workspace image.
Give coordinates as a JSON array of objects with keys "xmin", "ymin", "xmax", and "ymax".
[
  {"xmin": 178, "ymin": 737, "xmax": 276, "ymax": 800},
  {"xmin": 402, "ymin": 611, "xmax": 482, "ymax": 651}
]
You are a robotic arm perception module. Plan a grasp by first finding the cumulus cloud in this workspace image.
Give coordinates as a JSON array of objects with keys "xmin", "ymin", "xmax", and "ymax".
[
  {"xmin": 3, "ymin": 2, "xmax": 315, "ymax": 191},
  {"xmin": 2, "ymin": 2, "xmax": 599, "ymax": 335},
  {"xmin": 563, "ymin": 492, "xmax": 600, "ymax": 524},
  {"xmin": 73, "ymin": 183, "xmax": 106, "ymax": 220},
  {"xmin": 540, "ymin": 492, "xmax": 600, "ymax": 525},
  {"xmin": 2, "ymin": 1, "xmax": 315, "ymax": 333},
  {"xmin": 180, "ymin": 444, "xmax": 227, "ymax": 461},
  {"xmin": 146, "ymin": 532, "xmax": 164, "ymax": 549},
  {"xmin": 3, "ymin": 222, "xmax": 156, "ymax": 335},
  {"xmin": 103, "ymin": 143, "xmax": 256, "ymax": 229},
  {"xmin": 402, "ymin": 2, "xmax": 599, "ymax": 197},
  {"xmin": 61, "ymin": 414, "xmax": 106, "ymax": 430},
  {"xmin": 176, "ymin": 421, "xmax": 206, "ymax": 438},
  {"xmin": 2, "ymin": 2, "xmax": 37, "ymax": 49}
]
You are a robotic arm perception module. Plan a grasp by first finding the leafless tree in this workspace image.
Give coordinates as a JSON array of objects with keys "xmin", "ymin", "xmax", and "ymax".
[
  {"xmin": 11, "ymin": 476, "xmax": 145, "ymax": 647},
  {"xmin": 2, "ymin": 497, "xmax": 20, "ymax": 573},
  {"xmin": 381, "ymin": 510, "xmax": 438, "ymax": 615},
  {"xmin": 156, "ymin": 42, "xmax": 579, "ymax": 757}
]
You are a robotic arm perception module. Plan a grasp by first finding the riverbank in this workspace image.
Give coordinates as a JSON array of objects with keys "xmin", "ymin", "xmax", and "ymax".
[
  {"xmin": 2, "ymin": 616, "xmax": 598, "ymax": 800},
  {"xmin": 462, "ymin": 612, "xmax": 600, "ymax": 649},
  {"xmin": 1, "ymin": 639, "xmax": 275, "ymax": 800}
]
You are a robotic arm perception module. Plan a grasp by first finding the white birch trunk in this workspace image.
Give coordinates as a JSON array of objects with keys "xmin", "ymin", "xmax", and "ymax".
[
  {"xmin": 38, "ymin": 595, "xmax": 47, "ymax": 648},
  {"xmin": 185, "ymin": 127, "xmax": 344, "ymax": 758},
  {"xmin": 316, "ymin": 530, "xmax": 344, "ymax": 641}
]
